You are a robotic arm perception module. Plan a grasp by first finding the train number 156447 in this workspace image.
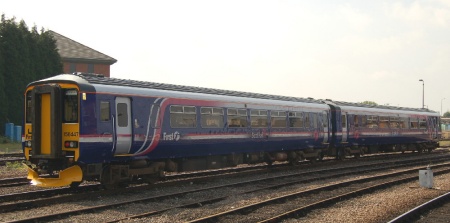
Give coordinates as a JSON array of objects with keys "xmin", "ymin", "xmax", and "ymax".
[{"xmin": 64, "ymin": 132, "xmax": 79, "ymax": 137}]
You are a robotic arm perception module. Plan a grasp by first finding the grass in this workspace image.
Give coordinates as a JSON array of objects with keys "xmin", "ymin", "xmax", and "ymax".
[
  {"xmin": 6, "ymin": 161, "xmax": 25, "ymax": 169},
  {"xmin": 0, "ymin": 136, "xmax": 22, "ymax": 154}
]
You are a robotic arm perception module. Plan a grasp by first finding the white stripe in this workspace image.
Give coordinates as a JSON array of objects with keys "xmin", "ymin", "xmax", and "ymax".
[
  {"xmin": 80, "ymin": 137, "xmax": 113, "ymax": 143},
  {"xmin": 270, "ymin": 133, "xmax": 311, "ymax": 137},
  {"xmin": 183, "ymin": 134, "xmax": 248, "ymax": 140}
]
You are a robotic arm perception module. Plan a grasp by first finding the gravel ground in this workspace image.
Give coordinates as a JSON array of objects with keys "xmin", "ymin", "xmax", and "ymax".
[
  {"xmin": 285, "ymin": 171, "xmax": 450, "ymax": 223},
  {"xmin": 2, "ymin": 155, "xmax": 450, "ymax": 222},
  {"xmin": 0, "ymin": 163, "xmax": 27, "ymax": 178}
]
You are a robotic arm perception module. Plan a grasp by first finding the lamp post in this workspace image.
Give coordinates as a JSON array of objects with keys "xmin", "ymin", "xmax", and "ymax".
[
  {"xmin": 442, "ymin": 98, "xmax": 446, "ymax": 116},
  {"xmin": 419, "ymin": 79, "xmax": 424, "ymax": 108}
]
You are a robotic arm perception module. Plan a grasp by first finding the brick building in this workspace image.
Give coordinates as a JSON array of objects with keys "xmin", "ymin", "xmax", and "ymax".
[{"xmin": 49, "ymin": 30, "xmax": 117, "ymax": 77}]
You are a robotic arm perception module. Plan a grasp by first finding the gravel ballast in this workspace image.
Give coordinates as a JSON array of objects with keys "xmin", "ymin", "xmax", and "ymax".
[{"xmin": 2, "ymin": 157, "xmax": 450, "ymax": 222}]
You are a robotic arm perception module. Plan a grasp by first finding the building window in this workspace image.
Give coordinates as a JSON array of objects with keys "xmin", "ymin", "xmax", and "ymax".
[
  {"xmin": 88, "ymin": 64, "xmax": 94, "ymax": 73},
  {"xmin": 70, "ymin": 63, "xmax": 77, "ymax": 73}
]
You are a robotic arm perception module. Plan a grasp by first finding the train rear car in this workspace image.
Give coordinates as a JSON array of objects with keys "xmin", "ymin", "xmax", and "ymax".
[{"xmin": 325, "ymin": 100, "xmax": 441, "ymax": 157}]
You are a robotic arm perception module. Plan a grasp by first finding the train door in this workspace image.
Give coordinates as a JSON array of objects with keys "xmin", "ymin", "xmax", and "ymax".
[
  {"xmin": 28, "ymin": 85, "xmax": 63, "ymax": 158},
  {"xmin": 98, "ymin": 99, "xmax": 114, "ymax": 152},
  {"xmin": 114, "ymin": 97, "xmax": 132, "ymax": 154},
  {"xmin": 341, "ymin": 113, "xmax": 348, "ymax": 143},
  {"xmin": 322, "ymin": 111, "xmax": 329, "ymax": 143},
  {"xmin": 429, "ymin": 116, "xmax": 439, "ymax": 139}
]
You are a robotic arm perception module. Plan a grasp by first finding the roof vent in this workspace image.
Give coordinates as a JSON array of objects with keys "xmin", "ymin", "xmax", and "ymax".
[{"xmin": 73, "ymin": 72, "xmax": 105, "ymax": 78}]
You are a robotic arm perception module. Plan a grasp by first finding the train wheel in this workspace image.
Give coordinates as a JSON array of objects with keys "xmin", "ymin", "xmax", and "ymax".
[
  {"xmin": 141, "ymin": 171, "xmax": 163, "ymax": 184},
  {"xmin": 337, "ymin": 148, "xmax": 345, "ymax": 160},
  {"xmin": 100, "ymin": 166, "xmax": 115, "ymax": 189},
  {"xmin": 318, "ymin": 152, "xmax": 324, "ymax": 161},
  {"xmin": 70, "ymin": 182, "xmax": 81, "ymax": 188}
]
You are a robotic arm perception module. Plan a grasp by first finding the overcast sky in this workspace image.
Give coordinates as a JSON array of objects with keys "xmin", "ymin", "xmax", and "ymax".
[{"xmin": 2, "ymin": 1, "xmax": 450, "ymax": 113}]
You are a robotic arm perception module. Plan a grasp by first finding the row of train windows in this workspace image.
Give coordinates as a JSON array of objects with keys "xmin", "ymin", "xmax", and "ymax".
[
  {"xmin": 98, "ymin": 102, "xmax": 432, "ymax": 130},
  {"xmin": 348, "ymin": 115, "xmax": 429, "ymax": 129},
  {"xmin": 98, "ymin": 103, "xmax": 327, "ymax": 129},
  {"xmin": 170, "ymin": 105, "xmax": 328, "ymax": 129}
]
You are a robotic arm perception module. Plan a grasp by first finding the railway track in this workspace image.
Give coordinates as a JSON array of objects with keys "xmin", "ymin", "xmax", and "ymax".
[
  {"xmin": 0, "ymin": 151, "xmax": 441, "ymax": 201},
  {"xmin": 388, "ymin": 191, "xmax": 450, "ymax": 223},
  {"xmin": 2, "ymin": 153, "xmax": 450, "ymax": 222},
  {"xmin": 0, "ymin": 150, "xmax": 430, "ymax": 200},
  {"xmin": 0, "ymin": 153, "xmax": 24, "ymax": 166},
  {"xmin": 0, "ymin": 177, "xmax": 29, "ymax": 188}
]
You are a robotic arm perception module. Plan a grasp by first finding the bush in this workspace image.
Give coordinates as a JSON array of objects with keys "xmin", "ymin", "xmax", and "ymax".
[{"xmin": 0, "ymin": 135, "xmax": 11, "ymax": 144}]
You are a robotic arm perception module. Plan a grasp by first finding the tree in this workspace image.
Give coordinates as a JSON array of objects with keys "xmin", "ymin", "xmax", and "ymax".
[
  {"xmin": 443, "ymin": 111, "xmax": 450, "ymax": 118},
  {"xmin": 360, "ymin": 101, "xmax": 378, "ymax": 106},
  {"xmin": 0, "ymin": 14, "xmax": 62, "ymax": 135}
]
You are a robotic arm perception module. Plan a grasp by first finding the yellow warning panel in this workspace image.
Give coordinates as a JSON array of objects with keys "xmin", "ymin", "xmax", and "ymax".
[{"xmin": 25, "ymin": 164, "xmax": 82, "ymax": 187}]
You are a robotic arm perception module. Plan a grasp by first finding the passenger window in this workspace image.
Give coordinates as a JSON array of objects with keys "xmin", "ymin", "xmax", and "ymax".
[
  {"xmin": 201, "ymin": 107, "xmax": 224, "ymax": 128},
  {"xmin": 100, "ymin": 101, "xmax": 110, "ymax": 121},
  {"xmin": 228, "ymin": 108, "xmax": 247, "ymax": 128},
  {"xmin": 341, "ymin": 115, "xmax": 347, "ymax": 128},
  {"xmin": 251, "ymin": 110, "xmax": 268, "ymax": 127},
  {"xmin": 117, "ymin": 103, "xmax": 128, "ymax": 127},
  {"xmin": 271, "ymin": 111, "xmax": 286, "ymax": 128},
  {"xmin": 400, "ymin": 117, "xmax": 408, "ymax": 129},
  {"xmin": 353, "ymin": 115, "xmax": 359, "ymax": 127},
  {"xmin": 322, "ymin": 113, "xmax": 329, "ymax": 128},
  {"xmin": 379, "ymin": 116, "xmax": 389, "ymax": 128},
  {"xmin": 390, "ymin": 117, "xmax": 399, "ymax": 129},
  {"xmin": 410, "ymin": 118, "xmax": 419, "ymax": 129},
  {"xmin": 419, "ymin": 118, "xmax": 427, "ymax": 129},
  {"xmin": 360, "ymin": 116, "xmax": 367, "ymax": 127},
  {"xmin": 170, "ymin": 105, "xmax": 197, "ymax": 128},
  {"xmin": 305, "ymin": 113, "xmax": 311, "ymax": 128},
  {"xmin": 367, "ymin": 116, "xmax": 378, "ymax": 128},
  {"xmin": 312, "ymin": 113, "xmax": 318, "ymax": 128},
  {"xmin": 289, "ymin": 112, "xmax": 303, "ymax": 128}
]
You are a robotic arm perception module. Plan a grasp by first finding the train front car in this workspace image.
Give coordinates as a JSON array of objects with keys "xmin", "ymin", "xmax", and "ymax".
[{"xmin": 23, "ymin": 74, "xmax": 92, "ymax": 187}]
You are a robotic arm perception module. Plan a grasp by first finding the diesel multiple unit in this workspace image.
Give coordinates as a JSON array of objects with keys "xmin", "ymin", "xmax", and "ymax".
[{"xmin": 23, "ymin": 73, "xmax": 441, "ymax": 187}]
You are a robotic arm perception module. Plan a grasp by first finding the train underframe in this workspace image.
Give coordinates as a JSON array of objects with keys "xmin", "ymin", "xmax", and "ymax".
[
  {"xmin": 25, "ymin": 141, "xmax": 439, "ymax": 188},
  {"xmin": 82, "ymin": 141, "xmax": 438, "ymax": 188}
]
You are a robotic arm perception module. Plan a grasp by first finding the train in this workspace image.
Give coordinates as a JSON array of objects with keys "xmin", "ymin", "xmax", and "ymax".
[{"xmin": 22, "ymin": 73, "xmax": 441, "ymax": 187}]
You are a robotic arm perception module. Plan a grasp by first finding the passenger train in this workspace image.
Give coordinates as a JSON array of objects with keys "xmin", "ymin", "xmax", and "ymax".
[{"xmin": 22, "ymin": 73, "xmax": 441, "ymax": 187}]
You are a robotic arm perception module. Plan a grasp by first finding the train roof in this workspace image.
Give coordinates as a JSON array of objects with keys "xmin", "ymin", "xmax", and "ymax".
[
  {"xmin": 72, "ymin": 73, "xmax": 325, "ymax": 104},
  {"xmin": 31, "ymin": 73, "xmax": 438, "ymax": 114},
  {"xmin": 325, "ymin": 100, "xmax": 437, "ymax": 114}
]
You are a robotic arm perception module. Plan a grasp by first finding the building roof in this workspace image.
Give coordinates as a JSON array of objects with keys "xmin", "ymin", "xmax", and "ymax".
[{"xmin": 48, "ymin": 30, "xmax": 117, "ymax": 65}]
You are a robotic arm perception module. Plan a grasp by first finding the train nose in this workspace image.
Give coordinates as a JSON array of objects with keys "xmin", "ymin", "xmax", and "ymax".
[{"xmin": 24, "ymin": 164, "xmax": 83, "ymax": 187}]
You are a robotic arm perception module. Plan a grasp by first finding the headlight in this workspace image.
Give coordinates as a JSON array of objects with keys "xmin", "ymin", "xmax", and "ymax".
[{"xmin": 64, "ymin": 141, "xmax": 78, "ymax": 148}]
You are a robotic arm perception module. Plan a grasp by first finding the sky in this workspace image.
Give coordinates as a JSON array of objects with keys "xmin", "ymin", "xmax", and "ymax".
[{"xmin": 2, "ymin": 1, "xmax": 450, "ymax": 113}]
